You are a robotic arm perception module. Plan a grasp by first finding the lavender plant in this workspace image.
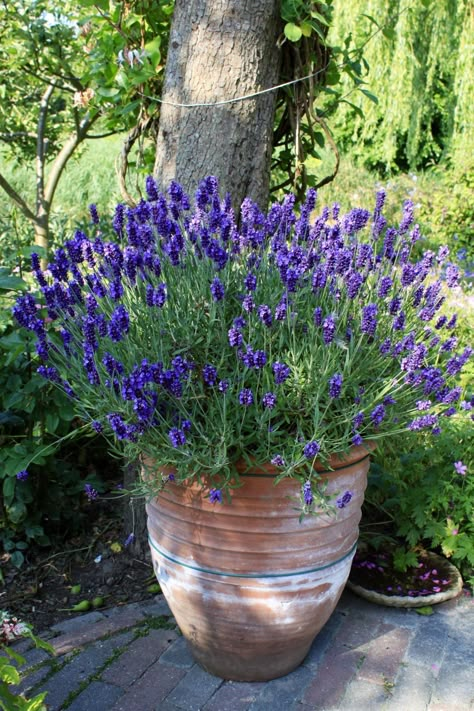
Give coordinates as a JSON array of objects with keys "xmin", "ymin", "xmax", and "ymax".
[{"xmin": 13, "ymin": 177, "xmax": 472, "ymax": 506}]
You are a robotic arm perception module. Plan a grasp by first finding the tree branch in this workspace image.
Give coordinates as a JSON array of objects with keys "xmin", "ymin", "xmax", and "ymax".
[
  {"xmin": 44, "ymin": 113, "xmax": 100, "ymax": 208},
  {"xmin": 0, "ymin": 171, "xmax": 37, "ymax": 223},
  {"xmin": 116, "ymin": 115, "xmax": 156, "ymax": 206},
  {"xmin": 0, "ymin": 132, "xmax": 37, "ymax": 143},
  {"xmin": 36, "ymin": 81, "xmax": 56, "ymax": 214}
]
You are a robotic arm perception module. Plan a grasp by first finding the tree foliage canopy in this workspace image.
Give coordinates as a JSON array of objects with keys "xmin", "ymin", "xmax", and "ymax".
[{"xmin": 328, "ymin": 0, "xmax": 474, "ymax": 172}]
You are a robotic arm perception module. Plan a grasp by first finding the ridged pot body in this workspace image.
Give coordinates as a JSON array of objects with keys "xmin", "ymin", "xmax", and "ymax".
[{"xmin": 146, "ymin": 445, "xmax": 372, "ymax": 681}]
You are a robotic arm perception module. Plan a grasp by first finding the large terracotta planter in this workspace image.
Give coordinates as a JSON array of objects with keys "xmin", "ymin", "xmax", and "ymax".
[{"xmin": 146, "ymin": 443, "xmax": 373, "ymax": 681}]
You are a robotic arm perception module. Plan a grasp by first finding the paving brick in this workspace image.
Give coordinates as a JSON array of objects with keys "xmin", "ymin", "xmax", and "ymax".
[
  {"xmin": 337, "ymin": 589, "xmax": 388, "ymax": 622},
  {"xmin": 51, "ymin": 607, "xmax": 145, "ymax": 655},
  {"xmin": 303, "ymin": 611, "xmax": 344, "ymax": 668},
  {"xmin": 431, "ymin": 654, "xmax": 474, "ymax": 708},
  {"xmin": 36, "ymin": 630, "xmax": 134, "ymax": 711},
  {"xmin": 382, "ymin": 606, "xmax": 421, "ymax": 629},
  {"xmin": 248, "ymin": 664, "xmax": 313, "ymax": 711},
  {"xmin": 405, "ymin": 615, "xmax": 449, "ymax": 668},
  {"xmin": 203, "ymin": 680, "xmax": 265, "ymax": 711},
  {"xmin": 138, "ymin": 598, "xmax": 173, "ymax": 618},
  {"xmin": 110, "ymin": 661, "xmax": 186, "ymax": 711},
  {"xmin": 159, "ymin": 636, "xmax": 195, "ymax": 669},
  {"xmin": 387, "ymin": 662, "xmax": 434, "ymax": 711},
  {"xmin": 15, "ymin": 646, "xmax": 51, "ymax": 672},
  {"xmin": 67, "ymin": 680, "xmax": 124, "ymax": 711},
  {"xmin": 300, "ymin": 610, "xmax": 378, "ymax": 709},
  {"xmin": 164, "ymin": 664, "xmax": 223, "ymax": 710},
  {"xmin": 12, "ymin": 662, "xmax": 53, "ymax": 696},
  {"xmin": 50, "ymin": 610, "xmax": 106, "ymax": 634},
  {"xmin": 102, "ymin": 628, "xmax": 178, "ymax": 687},
  {"xmin": 102, "ymin": 602, "xmax": 144, "ymax": 619},
  {"xmin": 339, "ymin": 678, "xmax": 391, "ymax": 709},
  {"xmin": 357, "ymin": 623, "xmax": 412, "ymax": 684}
]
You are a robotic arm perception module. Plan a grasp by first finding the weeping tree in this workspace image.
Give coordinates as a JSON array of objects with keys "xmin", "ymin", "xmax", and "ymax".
[{"xmin": 328, "ymin": 0, "xmax": 474, "ymax": 172}]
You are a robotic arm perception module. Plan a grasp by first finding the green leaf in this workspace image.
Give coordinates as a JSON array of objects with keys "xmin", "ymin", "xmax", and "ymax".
[
  {"xmin": 360, "ymin": 89, "xmax": 379, "ymax": 104},
  {"xmin": 300, "ymin": 22, "xmax": 312, "ymax": 38},
  {"xmin": 0, "ymin": 274, "xmax": 29, "ymax": 291},
  {"xmin": 284, "ymin": 23, "xmax": 303, "ymax": 42},
  {"xmin": 415, "ymin": 606, "xmax": 434, "ymax": 615},
  {"xmin": 382, "ymin": 27, "xmax": 396, "ymax": 41},
  {"xmin": 0, "ymin": 664, "xmax": 21, "ymax": 685},
  {"xmin": 310, "ymin": 10, "xmax": 330, "ymax": 26},
  {"xmin": 96, "ymin": 87, "xmax": 121, "ymax": 98},
  {"xmin": 3, "ymin": 476, "xmax": 16, "ymax": 500},
  {"xmin": 45, "ymin": 412, "xmax": 60, "ymax": 434}
]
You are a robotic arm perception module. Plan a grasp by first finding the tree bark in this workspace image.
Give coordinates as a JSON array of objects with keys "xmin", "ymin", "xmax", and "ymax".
[{"xmin": 154, "ymin": 0, "xmax": 282, "ymax": 209}]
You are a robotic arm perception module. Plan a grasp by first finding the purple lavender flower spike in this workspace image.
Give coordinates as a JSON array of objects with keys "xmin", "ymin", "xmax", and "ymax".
[
  {"xmin": 303, "ymin": 481, "xmax": 313, "ymax": 506},
  {"xmin": 328, "ymin": 373, "xmax": 343, "ymax": 399},
  {"xmin": 84, "ymin": 483, "xmax": 98, "ymax": 501},
  {"xmin": 168, "ymin": 428, "xmax": 186, "ymax": 448},
  {"xmin": 16, "ymin": 470, "xmax": 29, "ymax": 481},
  {"xmin": 262, "ymin": 392, "xmax": 277, "ymax": 409},
  {"xmin": 209, "ymin": 488, "xmax": 223, "ymax": 504},
  {"xmin": 336, "ymin": 490, "xmax": 353, "ymax": 508},
  {"xmin": 272, "ymin": 362, "xmax": 291, "ymax": 384},
  {"xmin": 322, "ymin": 315, "xmax": 336, "ymax": 344},
  {"xmin": 304, "ymin": 440, "xmax": 320, "ymax": 459},
  {"xmin": 210, "ymin": 276, "xmax": 225, "ymax": 302},
  {"xmin": 239, "ymin": 388, "xmax": 254, "ymax": 406},
  {"xmin": 271, "ymin": 455, "xmax": 285, "ymax": 467},
  {"xmin": 89, "ymin": 204, "xmax": 99, "ymax": 225}
]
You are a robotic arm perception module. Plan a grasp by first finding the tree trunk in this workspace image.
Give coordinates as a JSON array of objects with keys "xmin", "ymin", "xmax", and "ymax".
[{"xmin": 154, "ymin": 0, "xmax": 282, "ymax": 209}]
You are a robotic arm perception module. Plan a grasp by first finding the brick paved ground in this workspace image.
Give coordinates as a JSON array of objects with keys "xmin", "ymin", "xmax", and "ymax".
[{"xmin": 6, "ymin": 589, "xmax": 473, "ymax": 710}]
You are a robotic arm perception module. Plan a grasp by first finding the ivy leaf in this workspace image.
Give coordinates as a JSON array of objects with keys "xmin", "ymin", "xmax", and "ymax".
[
  {"xmin": 300, "ymin": 22, "xmax": 312, "ymax": 38},
  {"xmin": 415, "ymin": 606, "xmax": 434, "ymax": 616},
  {"xmin": 284, "ymin": 23, "xmax": 302, "ymax": 42}
]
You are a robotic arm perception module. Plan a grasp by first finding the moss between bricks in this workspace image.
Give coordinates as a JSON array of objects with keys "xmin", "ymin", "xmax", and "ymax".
[{"xmin": 51, "ymin": 616, "xmax": 176, "ymax": 709}]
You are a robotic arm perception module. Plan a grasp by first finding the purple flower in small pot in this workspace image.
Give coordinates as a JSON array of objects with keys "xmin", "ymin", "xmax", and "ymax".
[{"xmin": 336, "ymin": 490, "xmax": 353, "ymax": 509}]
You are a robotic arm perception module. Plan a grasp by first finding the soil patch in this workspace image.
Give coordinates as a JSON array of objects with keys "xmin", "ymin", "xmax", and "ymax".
[{"xmin": 1, "ymin": 498, "xmax": 155, "ymax": 634}]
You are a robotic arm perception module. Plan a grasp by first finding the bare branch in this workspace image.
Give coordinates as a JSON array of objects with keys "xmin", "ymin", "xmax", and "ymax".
[
  {"xmin": 86, "ymin": 130, "xmax": 122, "ymax": 140},
  {"xmin": 0, "ymin": 171, "xmax": 37, "ymax": 223}
]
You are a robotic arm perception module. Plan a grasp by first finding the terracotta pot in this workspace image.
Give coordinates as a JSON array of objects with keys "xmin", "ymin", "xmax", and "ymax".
[{"xmin": 146, "ymin": 443, "xmax": 373, "ymax": 681}]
